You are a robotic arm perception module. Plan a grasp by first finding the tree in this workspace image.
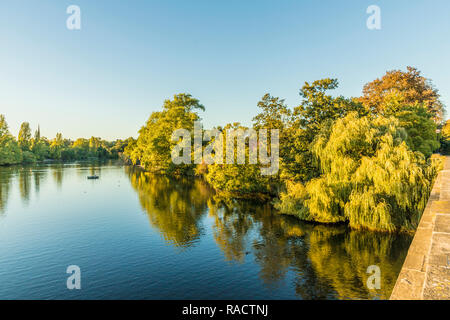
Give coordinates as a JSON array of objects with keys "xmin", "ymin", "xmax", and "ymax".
[
  {"xmin": 123, "ymin": 138, "xmax": 138, "ymax": 164},
  {"xmin": 253, "ymin": 93, "xmax": 292, "ymax": 131},
  {"xmin": 21, "ymin": 150, "xmax": 37, "ymax": 163},
  {"xmin": 50, "ymin": 133, "xmax": 65, "ymax": 159},
  {"xmin": 276, "ymin": 112, "xmax": 439, "ymax": 232},
  {"xmin": 294, "ymin": 79, "xmax": 367, "ymax": 133},
  {"xmin": 391, "ymin": 104, "xmax": 440, "ymax": 157},
  {"xmin": 34, "ymin": 125, "xmax": 41, "ymax": 142},
  {"xmin": 126, "ymin": 93, "xmax": 205, "ymax": 174},
  {"xmin": 0, "ymin": 115, "xmax": 23, "ymax": 165},
  {"xmin": 2, "ymin": 118, "xmax": 126, "ymax": 164},
  {"xmin": 31, "ymin": 138, "xmax": 49, "ymax": 160},
  {"xmin": 441, "ymin": 119, "xmax": 450, "ymax": 155},
  {"xmin": 205, "ymin": 123, "xmax": 274, "ymax": 197},
  {"xmin": 252, "ymin": 94, "xmax": 291, "ymax": 183},
  {"xmin": 110, "ymin": 137, "xmax": 134, "ymax": 159},
  {"xmin": 280, "ymin": 79, "xmax": 367, "ymax": 182},
  {"xmin": 18, "ymin": 122, "xmax": 32, "ymax": 151},
  {"xmin": 359, "ymin": 66, "xmax": 445, "ymax": 123}
]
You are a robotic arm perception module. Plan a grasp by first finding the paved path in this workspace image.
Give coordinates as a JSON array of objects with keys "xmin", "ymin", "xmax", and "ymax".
[{"xmin": 390, "ymin": 156, "xmax": 450, "ymax": 299}]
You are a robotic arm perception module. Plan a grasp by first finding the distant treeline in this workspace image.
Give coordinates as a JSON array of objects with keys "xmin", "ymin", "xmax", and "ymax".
[
  {"xmin": 124, "ymin": 66, "xmax": 449, "ymax": 232},
  {"xmin": 0, "ymin": 118, "xmax": 133, "ymax": 165}
]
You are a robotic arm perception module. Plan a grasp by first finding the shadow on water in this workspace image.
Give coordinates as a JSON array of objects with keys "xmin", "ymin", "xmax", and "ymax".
[{"xmin": 126, "ymin": 166, "xmax": 413, "ymax": 300}]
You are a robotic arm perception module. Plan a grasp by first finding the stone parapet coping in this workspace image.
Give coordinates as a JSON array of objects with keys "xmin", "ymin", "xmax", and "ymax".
[{"xmin": 390, "ymin": 157, "xmax": 450, "ymax": 300}]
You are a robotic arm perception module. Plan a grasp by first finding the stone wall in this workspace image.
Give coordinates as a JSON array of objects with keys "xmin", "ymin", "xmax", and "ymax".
[{"xmin": 390, "ymin": 157, "xmax": 450, "ymax": 300}]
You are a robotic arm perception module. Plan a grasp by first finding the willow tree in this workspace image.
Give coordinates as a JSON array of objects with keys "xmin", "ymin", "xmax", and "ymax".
[{"xmin": 276, "ymin": 112, "xmax": 438, "ymax": 232}]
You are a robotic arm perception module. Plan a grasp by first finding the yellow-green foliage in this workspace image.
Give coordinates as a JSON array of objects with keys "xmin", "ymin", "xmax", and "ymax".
[
  {"xmin": 276, "ymin": 181, "xmax": 310, "ymax": 220},
  {"xmin": 1, "ymin": 114, "xmax": 129, "ymax": 164},
  {"xmin": 0, "ymin": 115, "xmax": 23, "ymax": 165},
  {"xmin": 388, "ymin": 104, "xmax": 440, "ymax": 157},
  {"xmin": 124, "ymin": 93, "xmax": 204, "ymax": 175},
  {"xmin": 443, "ymin": 119, "xmax": 450, "ymax": 138},
  {"xmin": 441, "ymin": 119, "xmax": 450, "ymax": 155},
  {"xmin": 277, "ymin": 113, "xmax": 437, "ymax": 232},
  {"xmin": 124, "ymin": 70, "xmax": 443, "ymax": 231},
  {"xmin": 205, "ymin": 123, "xmax": 274, "ymax": 196},
  {"xmin": 206, "ymin": 162, "xmax": 272, "ymax": 196}
]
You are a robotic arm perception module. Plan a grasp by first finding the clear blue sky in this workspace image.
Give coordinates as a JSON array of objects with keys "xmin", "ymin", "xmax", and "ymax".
[{"xmin": 1, "ymin": 0, "xmax": 449, "ymax": 140}]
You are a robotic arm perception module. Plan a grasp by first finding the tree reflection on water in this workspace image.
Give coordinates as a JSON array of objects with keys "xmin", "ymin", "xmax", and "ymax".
[{"xmin": 127, "ymin": 166, "xmax": 413, "ymax": 300}]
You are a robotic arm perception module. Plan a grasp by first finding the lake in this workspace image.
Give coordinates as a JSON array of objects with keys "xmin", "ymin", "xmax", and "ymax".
[{"xmin": 0, "ymin": 162, "xmax": 412, "ymax": 299}]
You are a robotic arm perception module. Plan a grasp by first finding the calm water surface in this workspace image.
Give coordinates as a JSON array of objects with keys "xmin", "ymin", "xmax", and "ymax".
[{"xmin": 0, "ymin": 162, "xmax": 412, "ymax": 299}]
